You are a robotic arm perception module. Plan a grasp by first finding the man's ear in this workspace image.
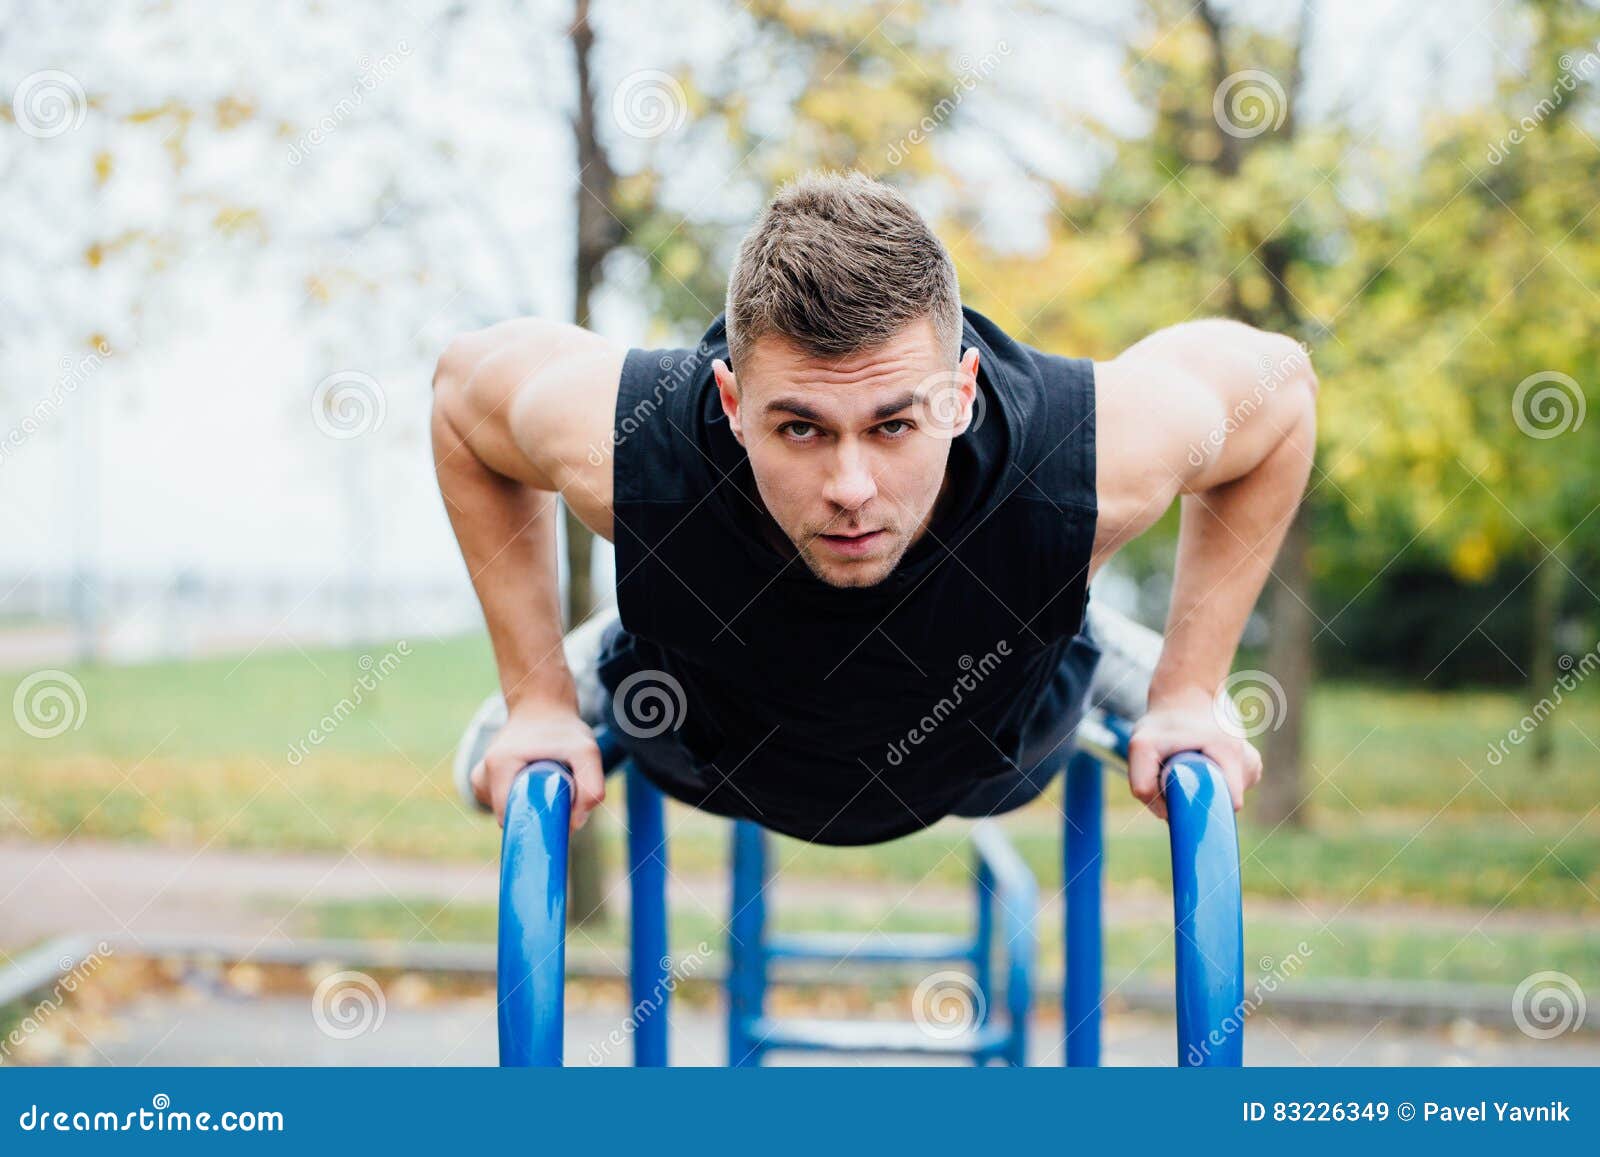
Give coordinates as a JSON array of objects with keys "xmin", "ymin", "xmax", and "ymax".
[
  {"xmin": 952, "ymin": 346, "xmax": 981, "ymax": 436},
  {"xmin": 712, "ymin": 358, "xmax": 744, "ymax": 445}
]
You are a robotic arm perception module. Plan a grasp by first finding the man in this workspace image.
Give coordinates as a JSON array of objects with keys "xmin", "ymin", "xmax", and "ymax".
[{"xmin": 432, "ymin": 170, "xmax": 1317, "ymax": 845}]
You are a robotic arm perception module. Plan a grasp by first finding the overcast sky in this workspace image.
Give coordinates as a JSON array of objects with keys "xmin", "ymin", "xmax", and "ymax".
[{"xmin": 0, "ymin": 0, "xmax": 1505, "ymax": 604}]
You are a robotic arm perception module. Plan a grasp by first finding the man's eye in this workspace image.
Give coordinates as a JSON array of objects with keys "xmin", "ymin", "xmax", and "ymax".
[
  {"xmin": 781, "ymin": 421, "xmax": 818, "ymax": 440},
  {"xmin": 877, "ymin": 419, "xmax": 912, "ymax": 437}
]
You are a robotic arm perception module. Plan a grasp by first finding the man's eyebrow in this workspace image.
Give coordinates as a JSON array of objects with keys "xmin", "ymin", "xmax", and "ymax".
[
  {"xmin": 869, "ymin": 392, "xmax": 917, "ymax": 421},
  {"xmin": 765, "ymin": 397, "xmax": 825, "ymax": 421},
  {"xmin": 764, "ymin": 392, "xmax": 918, "ymax": 423}
]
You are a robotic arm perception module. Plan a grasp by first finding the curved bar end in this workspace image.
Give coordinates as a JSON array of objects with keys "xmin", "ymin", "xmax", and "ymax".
[
  {"xmin": 1163, "ymin": 751, "xmax": 1246, "ymax": 1068},
  {"xmin": 497, "ymin": 761, "xmax": 573, "ymax": 1067}
]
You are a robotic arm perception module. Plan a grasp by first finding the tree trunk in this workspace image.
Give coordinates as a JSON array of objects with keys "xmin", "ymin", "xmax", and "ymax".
[
  {"xmin": 1198, "ymin": 0, "xmax": 1318, "ymax": 827},
  {"xmin": 563, "ymin": 506, "xmax": 607, "ymax": 928},
  {"xmin": 1529, "ymin": 542, "xmax": 1566, "ymax": 770},
  {"xmin": 1256, "ymin": 502, "xmax": 1314, "ymax": 828},
  {"xmin": 562, "ymin": 0, "xmax": 620, "ymax": 929}
]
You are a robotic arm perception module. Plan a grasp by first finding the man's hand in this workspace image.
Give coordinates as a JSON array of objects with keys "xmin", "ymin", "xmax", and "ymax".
[
  {"xmin": 1126, "ymin": 686, "xmax": 1262, "ymax": 821},
  {"xmin": 470, "ymin": 701, "xmax": 606, "ymax": 830}
]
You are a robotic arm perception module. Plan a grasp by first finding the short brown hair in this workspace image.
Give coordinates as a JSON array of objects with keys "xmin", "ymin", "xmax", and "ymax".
[{"xmin": 725, "ymin": 170, "xmax": 962, "ymax": 373}]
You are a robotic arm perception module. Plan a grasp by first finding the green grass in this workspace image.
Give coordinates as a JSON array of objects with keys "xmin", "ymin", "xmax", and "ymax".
[
  {"xmin": 2, "ymin": 635, "xmax": 1598, "ymax": 915},
  {"xmin": 292, "ymin": 896, "xmax": 1600, "ymax": 990}
]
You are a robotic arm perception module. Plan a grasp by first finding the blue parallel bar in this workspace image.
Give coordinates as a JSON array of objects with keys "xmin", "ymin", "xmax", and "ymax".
[
  {"xmin": 625, "ymin": 763, "xmax": 669, "ymax": 1067},
  {"xmin": 1064, "ymin": 748, "xmax": 1103, "ymax": 1067},
  {"xmin": 595, "ymin": 725, "xmax": 627, "ymax": 773},
  {"xmin": 969, "ymin": 823, "xmax": 1036, "ymax": 1066},
  {"xmin": 972, "ymin": 862, "xmax": 995, "ymax": 1029},
  {"xmin": 1164, "ymin": 751, "xmax": 1246, "ymax": 1067},
  {"xmin": 748, "ymin": 1017, "xmax": 1015, "ymax": 1060},
  {"xmin": 727, "ymin": 820, "xmax": 768, "ymax": 1067},
  {"xmin": 497, "ymin": 761, "xmax": 572, "ymax": 1067},
  {"xmin": 766, "ymin": 932, "xmax": 974, "ymax": 963}
]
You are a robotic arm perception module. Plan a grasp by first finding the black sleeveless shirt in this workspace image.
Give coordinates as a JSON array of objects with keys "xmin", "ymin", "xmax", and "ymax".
[{"xmin": 599, "ymin": 306, "xmax": 1098, "ymax": 845}]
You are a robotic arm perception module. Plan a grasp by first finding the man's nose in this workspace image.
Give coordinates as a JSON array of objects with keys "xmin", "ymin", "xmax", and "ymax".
[{"xmin": 822, "ymin": 443, "xmax": 878, "ymax": 510}]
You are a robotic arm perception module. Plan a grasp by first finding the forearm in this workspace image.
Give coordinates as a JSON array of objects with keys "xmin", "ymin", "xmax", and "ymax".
[
  {"xmin": 1148, "ymin": 372, "xmax": 1317, "ymax": 704},
  {"xmin": 432, "ymin": 402, "xmax": 576, "ymax": 713}
]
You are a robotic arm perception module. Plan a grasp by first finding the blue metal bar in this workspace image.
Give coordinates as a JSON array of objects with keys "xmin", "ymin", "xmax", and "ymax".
[
  {"xmin": 497, "ymin": 761, "xmax": 572, "ymax": 1067},
  {"xmin": 727, "ymin": 820, "xmax": 769, "ymax": 1066},
  {"xmin": 595, "ymin": 725, "xmax": 627, "ymax": 773},
  {"xmin": 1064, "ymin": 748, "xmax": 1103, "ymax": 1066},
  {"xmin": 972, "ymin": 861, "xmax": 995, "ymax": 1029},
  {"xmin": 1164, "ymin": 751, "xmax": 1246, "ymax": 1067},
  {"xmin": 749, "ymin": 1017, "xmax": 1015, "ymax": 1060},
  {"xmin": 625, "ymin": 763, "xmax": 670, "ymax": 1067},
  {"xmin": 969, "ymin": 822, "xmax": 1035, "ymax": 1066},
  {"xmin": 767, "ymin": 932, "xmax": 975, "ymax": 963}
]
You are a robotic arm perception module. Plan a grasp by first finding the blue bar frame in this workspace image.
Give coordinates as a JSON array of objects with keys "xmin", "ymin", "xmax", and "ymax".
[
  {"xmin": 625, "ymin": 764, "xmax": 670, "ymax": 1066},
  {"xmin": 497, "ymin": 714, "xmax": 1246, "ymax": 1068},
  {"xmin": 496, "ymin": 761, "xmax": 572, "ymax": 1067},
  {"xmin": 1064, "ymin": 748, "xmax": 1103, "ymax": 1066},
  {"xmin": 1165, "ymin": 752, "xmax": 1246, "ymax": 1066},
  {"xmin": 726, "ymin": 820, "xmax": 769, "ymax": 1067}
]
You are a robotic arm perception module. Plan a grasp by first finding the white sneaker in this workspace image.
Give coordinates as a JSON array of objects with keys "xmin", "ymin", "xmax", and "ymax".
[
  {"xmin": 453, "ymin": 690, "xmax": 507, "ymax": 812},
  {"xmin": 451, "ymin": 606, "xmax": 621, "ymax": 815}
]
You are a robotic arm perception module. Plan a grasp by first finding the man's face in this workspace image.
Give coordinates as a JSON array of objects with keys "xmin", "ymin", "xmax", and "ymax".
[{"xmin": 713, "ymin": 317, "xmax": 980, "ymax": 589}]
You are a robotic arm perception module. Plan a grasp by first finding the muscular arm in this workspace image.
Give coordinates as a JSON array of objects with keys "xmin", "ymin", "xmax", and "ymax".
[
  {"xmin": 1091, "ymin": 319, "xmax": 1319, "ymax": 817},
  {"xmin": 430, "ymin": 318, "xmax": 625, "ymax": 826}
]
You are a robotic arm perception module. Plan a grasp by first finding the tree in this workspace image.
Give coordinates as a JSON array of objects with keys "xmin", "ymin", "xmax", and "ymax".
[{"xmin": 957, "ymin": 0, "xmax": 1336, "ymax": 826}]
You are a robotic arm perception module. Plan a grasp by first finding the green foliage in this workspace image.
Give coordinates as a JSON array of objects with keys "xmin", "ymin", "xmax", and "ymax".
[{"xmin": 3, "ymin": 639, "xmax": 1594, "ymax": 915}]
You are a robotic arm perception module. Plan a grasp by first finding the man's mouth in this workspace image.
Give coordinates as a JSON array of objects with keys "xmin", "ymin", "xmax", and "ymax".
[{"xmin": 817, "ymin": 528, "xmax": 887, "ymax": 558}]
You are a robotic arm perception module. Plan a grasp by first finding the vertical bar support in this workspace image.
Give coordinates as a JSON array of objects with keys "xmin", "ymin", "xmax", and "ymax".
[
  {"xmin": 726, "ymin": 820, "xmax": 768, "ymax": 1067},
  {"xmin": 973, "ymin": 860, "xmax": 995, "ymax": 1031},
  {"xmin": 1165, "ymin": 752, "xmax": 1246, "ymax": 1067},
  {"xmin": 497, "ymin": 763, "xmax": 572, "ymax": 1067},
  {"xmin": 625, "ymin": 763, "xmax": 670, "ymax": 1067},
  {"xmin": 1064, "ymin": 749, "xmax": 1103, "ymax": 1066}
]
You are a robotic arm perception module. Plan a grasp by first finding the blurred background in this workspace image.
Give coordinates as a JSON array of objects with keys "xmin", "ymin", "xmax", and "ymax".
[{"xmin": 1, "ymin": 0, "xmax": 1596, "ymax": 1065}]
